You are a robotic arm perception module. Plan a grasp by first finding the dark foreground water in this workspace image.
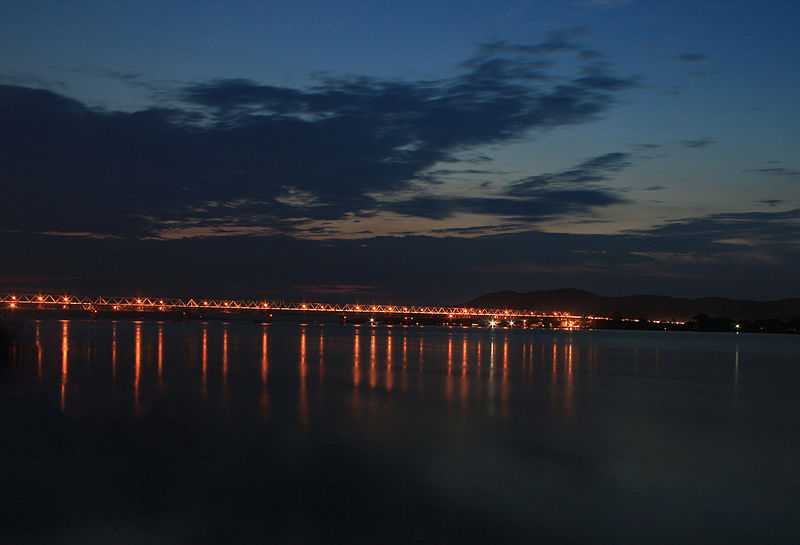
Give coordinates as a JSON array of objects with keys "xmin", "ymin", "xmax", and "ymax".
[{"xmin": 1, "ymin": 318, "xmax": 799, "ymax": 544}]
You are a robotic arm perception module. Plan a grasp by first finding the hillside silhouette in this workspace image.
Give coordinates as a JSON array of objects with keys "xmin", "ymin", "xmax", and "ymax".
[{"xmin": 468, "ymin": 289, "xmax": 800, "ymax": 321}]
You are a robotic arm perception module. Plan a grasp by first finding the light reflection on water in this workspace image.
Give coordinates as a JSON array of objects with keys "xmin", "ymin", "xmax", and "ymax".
[
  {"xmin": 5, "ymin": 318, "xmax": 800, "ymax": 543},
  {"xmin": 259, "ymin": 326, "xmax": 268, "ymax": 416},
  {"xmin": 222, "ymin": 324, "xmax": 229, "ymax": 405},
  {"xmin": 35, "ymin": 321, "xmax": 42, "ymax": 380},
  {"xmin": 59, "ymin": 320, "xmax": 68, "ymax": 411},
  {"xmin": 111, "ymin": 320, "xmax": 117, "ymax": 383},
  {"xmin": 201, "ymin": 323, "xmax": 208, "ymax": 399},
  {"xmin": 134, "ymin": 321, "xmax": 141, "ymax": 415},
  {"xmin": 299, "ymin": 326, "xmax": 308, "ymax": 427},
  {"xmin": 22, "ymin": 319, "xmax": 796, "ymax": 423}
]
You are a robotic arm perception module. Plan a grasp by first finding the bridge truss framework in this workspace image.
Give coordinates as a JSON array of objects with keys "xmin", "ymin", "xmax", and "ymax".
[{"xmin": 0, "ymin": 293, "xmax": 607, "ymax": 323}]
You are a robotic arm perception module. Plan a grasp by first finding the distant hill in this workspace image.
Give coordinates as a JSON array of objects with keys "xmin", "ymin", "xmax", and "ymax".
[{"xmin": 467, "ymin": 289, "xmax": 800, "ymax": 321}]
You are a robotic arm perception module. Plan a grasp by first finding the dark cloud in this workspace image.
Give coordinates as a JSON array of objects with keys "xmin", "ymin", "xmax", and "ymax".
[
  {"xmin": 576, "ymin": 63, "xmax": 639, "ymax": 90},
  {"xmin": 415, "ymin": 151, "xmax": 637, "ymax": 225},
  {"xmin": 681, "ymin": 138, "xmax": 715, "ymax": 149},
  {"xmin": 578, "ymin": 49, "xmax": 604, "ymax": 60},
  {"xmin": 72, "ymin": 67, "xmax": 143, "ymax": 84},
  {"xmin": 676, "ymin": 53, "xmax": 707, "ymax": 63},
  {"xmin": 378, "ymin": 150, "xmax": 634, "ymax": 224},
  {"xmin": 586, "ymin": 0, "xmax": 633, "ymax": 8},
  {"xmin": 69, "ymin": 67, "xmax": 172, "ymax": 97},
  {"xmin": 473, "ymin": 28, "xmax": 588, "ymax": 58},
  {"xmin": 747, "ymin": 167, "xmax": 800, "ymax": 177},
  {"xmin": 643, "ymin": 185, "xmax": 665, "ymax": 191},
  {"xmin": 758, "ymin": 199, "xmax": 784, "ymax": 207},
  {"xmin": 3, "ymin": 207, "xmax": 798, "ymax": 301},
  {"xmin": 633, "ymin": 208, "xmax": 800, "ymax": 248},
  {"xmin": 426, "ymin": 169, "xmax": 502, "ymax": 176},
  {"xmin": 381, "ymin": 189, "xmax": 625, "ymax": 221},
  {"xmin": 429, "ymin": 223, "xmax": 530, "ymax": 235},
  {"xmin": 507, "ymin": 152, "xmax": 631, "ymax": 196},
  {"xmin": 0, "ymin": 34, "xmax": 636, "ymax": 240},
  {"xmin": 414, "ymin": 167, "xmax": 507, "ymax": 185},
  {"xmin": 0, "ymin": 72, "xmax": 67, "ymax": 91}
]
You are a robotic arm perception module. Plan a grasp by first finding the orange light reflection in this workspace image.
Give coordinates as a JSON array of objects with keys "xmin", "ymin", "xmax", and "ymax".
[
  {"xmin": 60, "ymin": 321, "xmax": 69, "ymax": 411},
  {"xmin": 222, "ymin": 326, "xmax": 229, "ymax": 404},
  {"xmin": 260, "ymin": 327, "xmax": 269, "ymax": 416},
  {"xmin": 201, "ymin": 325, "xmax": 208, "ymax": 399},
  {"xmin": 299, "ymin": 327, "xmax": 308, "ymax": 427},
  {"xmin": 111, "ymin": 322, "xmax": 117, "ymax": 384},
  {"xmin": 319, "ymin": 330, "xmax": 325, "ymax": 384},
  {"xmin": 134, "ymin": 322, "xmax": 142, "ymax": 415},
  {"xmin": 353, "ymin": 330, "xmax": 361, "ymax": 387},
  {"xmin": 385, "ymin": 334, "xmax": 394, "ymax": 391},
  {"xmin": 157, "ymin": 324, "xmax": 164, "ymax": 386},
  {"xmin": 369, "ymin": 331, "xmax": 377, "ymax": 389},
  {"xmin": 35, "ymin": 321, "xmax": 42, "ymax": 380}
]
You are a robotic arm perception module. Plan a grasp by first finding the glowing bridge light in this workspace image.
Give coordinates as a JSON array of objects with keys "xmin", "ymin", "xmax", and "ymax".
[{"xmin": 1, "ymin": 292, "xmax": 617, "ymax": 326}]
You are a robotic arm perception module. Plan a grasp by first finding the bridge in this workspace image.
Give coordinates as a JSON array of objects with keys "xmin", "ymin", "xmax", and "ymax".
[{"xmin": 0, "ymin": 292, "xmax": 607, "ymax": 327}]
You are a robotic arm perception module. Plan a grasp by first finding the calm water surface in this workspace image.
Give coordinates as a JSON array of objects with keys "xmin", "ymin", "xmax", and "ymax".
[{"xmin": 2, "ymin": 318, "xmax": 799, "ymax": 544}]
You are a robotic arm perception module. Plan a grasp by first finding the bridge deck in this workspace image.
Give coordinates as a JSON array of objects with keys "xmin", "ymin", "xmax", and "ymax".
[{"xmin": 0, "ymin": 293, "xmax": 606, "ymax": 322}]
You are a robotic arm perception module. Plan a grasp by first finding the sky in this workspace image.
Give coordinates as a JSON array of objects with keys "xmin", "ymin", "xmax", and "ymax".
[{"xmin": 1, "ymin": 0, "xmax": 799, "ymax": 303}]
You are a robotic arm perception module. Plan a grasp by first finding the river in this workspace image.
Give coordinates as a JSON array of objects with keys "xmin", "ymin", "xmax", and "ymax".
[{"xmin": 1, "ymin": 318, "xmax": 798, "ymax": 544}]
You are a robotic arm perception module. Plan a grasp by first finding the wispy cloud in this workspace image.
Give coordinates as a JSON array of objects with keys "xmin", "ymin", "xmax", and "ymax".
[
  {"xmin": 747, "ymin": 167, "xmax": 800, "ymax": 177},
  {"xmin": 675, "ymin": 53, "xmax": 707, "ymax": 63},
  {"xmin": 507, "ymin": 152, "xmax": 632, "ymax": 196},
  {"xmin": 584, "ymin": 0, "xmax": 632, "ymax": 7},
  {"xmin": 681, "ymin": 138, "xmax": 715, "ymax": 149}
]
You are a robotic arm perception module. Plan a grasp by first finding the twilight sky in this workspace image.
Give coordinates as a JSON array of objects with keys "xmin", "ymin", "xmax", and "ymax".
[{"xmin": 1, "ymin": 0, "xmax": 798, "ymax": 302}]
